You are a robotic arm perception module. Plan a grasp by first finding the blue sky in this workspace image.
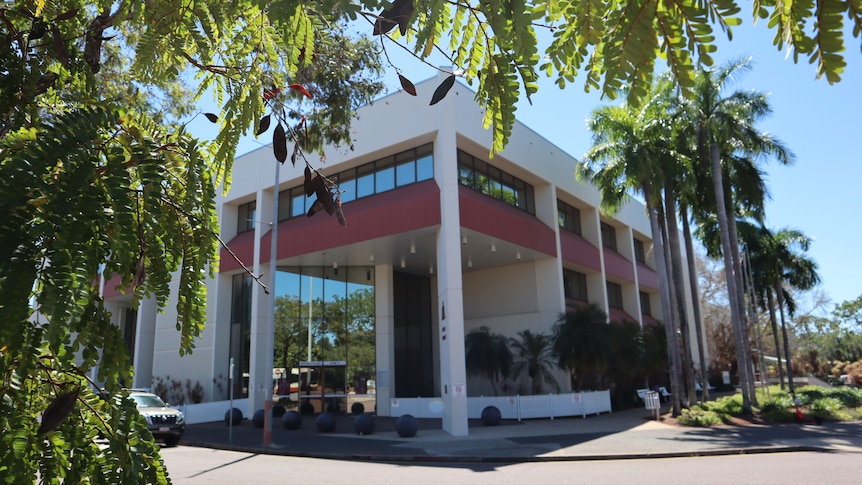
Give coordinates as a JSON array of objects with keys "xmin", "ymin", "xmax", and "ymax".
[{"xmin": 212, "ymin": 18, "xmax": 861, "ymax": 311}]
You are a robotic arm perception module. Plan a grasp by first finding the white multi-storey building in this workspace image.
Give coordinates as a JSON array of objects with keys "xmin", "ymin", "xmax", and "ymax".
[{"xmin": 103, "ymin": 72, "xmax": 678, "ymax": 436}]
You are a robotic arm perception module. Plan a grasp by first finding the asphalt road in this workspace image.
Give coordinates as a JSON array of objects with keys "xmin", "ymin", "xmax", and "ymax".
[{"xmin": 161, "ymin": 446, "xmax": 862, "ymax": 485}]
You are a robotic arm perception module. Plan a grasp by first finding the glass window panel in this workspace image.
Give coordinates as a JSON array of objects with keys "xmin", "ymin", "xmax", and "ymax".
[
  {"xmin": 640, "ymin": 291, "xmax": 651, "ymax": 316},
  {"xmin": 237, "ymin": 201, "xmax": 256, "ymax": 233},
  {"xmin": 396, "ymin": 161, "xmax": 415, "ymax": 186},
  {"xmin": 356, "ymin": 164, "xmax": 374, "ymax": 198},
  {"xmin": 473, "ymin": 158, "xmax": 488, "ymax": 176},
  {"xmin": 278, "ymin": 191, "xmax": 291, "ymax": 221},
  {"xmin": 416, "ymin": 155, "xmax": 433, "ymax": 181},
  {"xmin": 395, "ymin": 150, "xmax": 415, "ymax": 163},
  {"xmin": 323, "ymin": 269, "xmax": 347, "ymax": 362},
  {"xmin": 339, "ymin": 177, "xmax": 356, "ymax": 203},
  {"xmin": 500, "ymin": 183, "xmax": 516, "ymax": 206},
  {"xmin": 291, "ymin": 192, "xmax": 306, "ymax": 218},
  {"xmin": 458, "ymin": 164, "xmax": 473, "ymax": 187},
  {"xmin": 607, "ymin": 281, "xmax": 623, "ymax": 308},
  {"xmin": 415, "ymin": 143, "xmax": 433, "ymax": 158},
  {"xmin": 376, "ymin": 164, "xmax": 395, "ymax": 193}
]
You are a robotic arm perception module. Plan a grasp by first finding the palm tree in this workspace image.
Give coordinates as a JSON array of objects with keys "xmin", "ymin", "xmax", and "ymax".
[
  {"xmin": 579, "ymin": 77, "xmax": 688, "ymax": 415},
  {"xmin": 464, "ymin": 326, "xmax": 513, "ymax": 396},
  {"xmin": 673, "ymin": 58, "xmax": 794, "ymax": 413},
  {"xmin": 742, "ymin": 224, "xmax": 820, "ymax": 392},
  {"xmin": 509, "ymin": 330, "xmax": 560, "ymax": 395},
  {"xmin": 552, "ymin": 304, "xmax": 611, "ymax": 391}
]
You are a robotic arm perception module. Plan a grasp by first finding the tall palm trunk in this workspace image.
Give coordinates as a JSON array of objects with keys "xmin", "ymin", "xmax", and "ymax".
[
  {"xmin": 726, "ymin": 197, "xmax": 758, "ymax": 405},
  {"xmin": 709, "ymin": 143, "xmax": 753, "ymax": 414},
  {"xmin": 766, "ymin": 289, "xmax": 786, "ymax": 389},
  {"xmin": 644, "ymin": 185, "xmax": 683, "ymax": 416},
  {"xmin": 664, "ymin": 184, "xmax": 696, "ymax": 406},
  {"xmin": 681, "ymin": 203, "xmax": 710, "ymax": 401},
  {"xmin": 775, "ymin": 282, "xmax": 795, "ymax": 393}
]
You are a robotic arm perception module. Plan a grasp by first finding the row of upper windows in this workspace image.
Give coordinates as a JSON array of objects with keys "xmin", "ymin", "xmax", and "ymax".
[
  {"xmin": 237, "ymin": 144, "xmax": 540, "ymax": 233},
  {"xmin": 563, "ymin": 268, "xmax": 652, "ymax": 316},
  {"xmin": 457, "ymin": 150, "xmax": 536, "ymax": 215},
  {"xmin": 236, "ymin": 147, "xmax": 649, "ymax": 271},
  {"xmin": 559, "ymin": 202, "xmax": 647, "ymax": 264},
  {"xmin": 284, "ymin": 143, "xmax": 435, "ymax": 222},
  {"xmin": 236, "ymin": 144, "xmax": 434, "ymax": 233}
]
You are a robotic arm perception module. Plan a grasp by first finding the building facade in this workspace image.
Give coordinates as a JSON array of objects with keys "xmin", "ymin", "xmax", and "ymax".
[{"xmin": 103, "ymin": 72, "xmax": 683, "ymax": 436}]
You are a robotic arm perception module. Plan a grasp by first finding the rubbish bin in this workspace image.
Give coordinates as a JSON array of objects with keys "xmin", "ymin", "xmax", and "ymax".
[{"xmin": 644, "ymin": 390, "xmax": 660, "ymax": 420}]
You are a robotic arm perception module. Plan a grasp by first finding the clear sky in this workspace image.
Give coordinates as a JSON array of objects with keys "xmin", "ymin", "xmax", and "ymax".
[{"xmin": 215, "ymin": 18, "xmax": 861, "ymax": 311}]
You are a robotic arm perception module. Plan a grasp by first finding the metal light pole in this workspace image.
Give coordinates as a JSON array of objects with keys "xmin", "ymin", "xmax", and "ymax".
[{"xmin": 263, "ymin": 158, "xmax": 279, "ymax": 446}]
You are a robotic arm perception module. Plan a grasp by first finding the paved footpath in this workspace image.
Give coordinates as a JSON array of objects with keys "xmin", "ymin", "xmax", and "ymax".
[{"xmin": 180, "ymin": 407, "xmax": 862, "ymax": 463}]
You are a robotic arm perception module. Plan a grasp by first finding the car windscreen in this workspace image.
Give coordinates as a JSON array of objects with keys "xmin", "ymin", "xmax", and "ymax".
[{"xmin": 131, "ymin": 394, "xmax": 167, "ymax": 408}]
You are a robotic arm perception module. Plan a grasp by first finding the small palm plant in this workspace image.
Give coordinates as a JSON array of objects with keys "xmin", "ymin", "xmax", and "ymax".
[
  {"xmin": 509, "ymin": 330, "xmax": 560, "ymax": 395},
  {"xmin": 465, "ymin": 326, "xmax": 513, "ymax": 395}
]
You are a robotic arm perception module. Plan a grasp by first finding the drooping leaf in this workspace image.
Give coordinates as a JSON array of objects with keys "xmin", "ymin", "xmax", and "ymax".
[
  {"xmin": 373, "ymin": 0, "xmax": 414, "ymax": 36},
  {"xmin": 335, "ymin": 198, "xmax": 347, "ymax": 228},
  {"xmin": 263, "ymin": 86, "xmax": 281, "ymax": 100},
  {"xmin": 398, "ymin": 74, "xmax": 417, "ymax": 96},
  {"xmin": 306, "ymin": 199, "xmax": 324, "ymax": 217},
  {"xmin": 429, "ymin": 74, "xmax": 456, "ymax": 105},
  {"xmin": 256, "ymin": 114, "xmax": 271, "ymax": 136},
  {"xmin": 289, "ymin": 83, "xmax": 312, "ymax": 99},
  {"xmin": 54, "ymin": 9, "xmax": 79, "ymax": 21},
  {"xmin": 204, "ymin": 113, "xmax": 218, "ymax": 123},
  {"xmin": 38, "ymin": 389, "xmax": 79, "ymax": 434},
  {"xmin": 304, "ymin": 166, "xmax": 313, "ymax": 196},
  {"xmin": 273, "ymin": 123, "xmax": 288, "ymax": 163},
  {"xmin": 291, "ymin": 143, "xmax": 300, "ymax": 166}
]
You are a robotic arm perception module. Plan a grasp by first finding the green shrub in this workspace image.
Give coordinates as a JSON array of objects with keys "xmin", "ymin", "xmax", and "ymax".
[
  {"xmin": 809, "ymin": 397, "xmax": 844, "ymax": 419},
  {"xmin": 702, "ymin": 396, "xmax": 743, "ymax": 416},
  {"xmin": 822, "ymin": 387, "xmax": 862, "ymax": 408},
  {"xmin": 760, "ymin": 395, "xmax": 794, "ymax": 413},
  {"xmin": 678, "ymin": 408, "xmax": 723, "ymax": 427},
  {"xmin": 798, "ymin": 387, "xmax": 826, "ymax": 403}
]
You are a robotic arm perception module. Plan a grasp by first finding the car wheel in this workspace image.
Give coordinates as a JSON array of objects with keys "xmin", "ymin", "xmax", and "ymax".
[{"xmin": 163, "ymin": 435, "xmax": 180, "ymax": 447}]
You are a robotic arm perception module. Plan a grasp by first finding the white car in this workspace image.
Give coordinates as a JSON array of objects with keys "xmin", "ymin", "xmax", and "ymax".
[{"xmin": 129, "ymin": 391, "xmax": 185, "ymax": 447}]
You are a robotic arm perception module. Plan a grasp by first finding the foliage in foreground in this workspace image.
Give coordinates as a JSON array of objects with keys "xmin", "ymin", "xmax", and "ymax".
[
  {"xmin": 3, "ymin": 0, "xmax": 860, "ymax": 481},
  {"xmin": 678, "ymin": 386, "xmax": 862, "ymax": 427},
  {"xmin": 1, "ymin": 2, "xmax": 382, "ymax": 482}
]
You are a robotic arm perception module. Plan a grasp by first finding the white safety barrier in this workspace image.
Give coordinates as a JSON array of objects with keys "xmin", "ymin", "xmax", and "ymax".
[
  {"xmin": 179, "ymin": 398, "xmax": 250, "ymax": 424},
  {"xmin": 389, "ymin": 390, "xmax": 611, "ymax": 420}
]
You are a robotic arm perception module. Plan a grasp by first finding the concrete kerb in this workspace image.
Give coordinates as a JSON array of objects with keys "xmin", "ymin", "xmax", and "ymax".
[
  {"xmin": 178, "ymin": 437, "xmax": 833, "ymax": 464},
  {"xmin": 176, "ymin": 408, "xmax": 857, "ymax": 463}
]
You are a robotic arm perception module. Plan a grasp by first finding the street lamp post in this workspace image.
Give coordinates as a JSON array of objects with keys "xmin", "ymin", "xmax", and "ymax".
[{"xmin": 263, "ymin": 158, "xmax": 280, "ymax": 446}]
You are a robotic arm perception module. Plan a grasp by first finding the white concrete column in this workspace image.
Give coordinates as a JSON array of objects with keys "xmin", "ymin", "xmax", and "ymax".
[
  {"xmin": 434, "ymin": 74, "xmax": 468, "ymax": 436},
  {"xmin": 133, "ymin": 296, "xmax": 158, "ymax": 389},
  {"xmin": 374, "ymin": 264, "xmax": 395, "ymax": 416},
  {"xmin": 534, "ymin": 185, "xmax": 566, "ymax": 331}
]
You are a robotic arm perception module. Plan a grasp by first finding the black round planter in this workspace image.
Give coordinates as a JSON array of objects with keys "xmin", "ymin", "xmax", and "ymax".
[
  {"xmin": 481, "ymin": 405, "xmax": 502, "ymax": 426},
  {"xmin": 395, "ymin": 414, "xmax": 418, "ymax": 438},
  {"xmin": 316, "ymin": 411, "xmax": 337, "ymax": 432},
  {"xmin": 224, "ymin": 407, "xmax": 243, "ymax": 426},
  {"xmin": 353, "ymin": 413, "xmax": 375, "ymax": 435},
  {"xmin": 282, "ymin": 410, "xmax": 302, "ymax": 430},
  {"xmin": 252, "ymin": 409, "xmax": 265, "ymax": 428}
]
